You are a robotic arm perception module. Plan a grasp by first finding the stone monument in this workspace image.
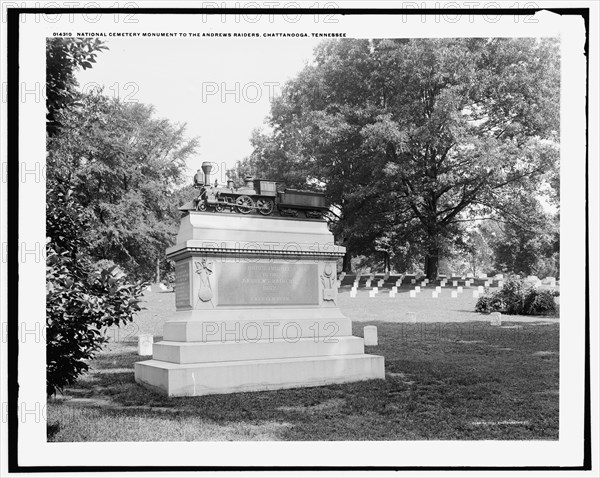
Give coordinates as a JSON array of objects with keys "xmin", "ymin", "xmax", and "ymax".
[{"xmin": 134, "ymin": 165, "xmax": 385, "ymax": 396}]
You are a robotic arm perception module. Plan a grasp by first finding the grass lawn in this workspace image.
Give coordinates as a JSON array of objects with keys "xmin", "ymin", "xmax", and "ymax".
[{"xmin": 47, "ymin": 286, "xmax": 559, "ymax": 441}]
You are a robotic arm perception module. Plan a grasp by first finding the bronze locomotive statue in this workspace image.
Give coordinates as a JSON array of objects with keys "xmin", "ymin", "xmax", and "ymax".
[{"xmin": 188, "ymin": 162, "xmax": 327, "ymax": 219}]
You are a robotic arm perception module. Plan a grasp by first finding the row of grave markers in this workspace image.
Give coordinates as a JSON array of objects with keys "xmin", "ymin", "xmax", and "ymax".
[
  {"xmin": 349, "ymin": 282, "xmax": 493, "ymax": 299},
  {"xmin": 343, "ymin": 272, "xmax": 556, "ymax": 285}
]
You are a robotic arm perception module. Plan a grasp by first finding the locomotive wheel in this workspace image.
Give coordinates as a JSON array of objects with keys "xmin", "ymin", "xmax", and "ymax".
[
  {"xmin": 235, "ymin": 195, "xmax": 254, "ymax": 214},
  {"xmin": 256, "ymin": 198, "xmax": 274, "ymax": 216},
  {"xmin": 196, "ymin": 199, "xmax": 207, "ymax": 212},
  {"xmin": 214, "ymin": 203, "xmax": 225, "ymax": 212}
]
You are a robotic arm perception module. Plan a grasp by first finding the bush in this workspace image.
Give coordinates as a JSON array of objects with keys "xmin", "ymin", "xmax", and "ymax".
[
  {"xmin": 474, "ymin": 294, "xmax": 505, "ymax": 314},
  {"xmin": 46, "ymin": 186, "xmax": 146, "ymax": 396},
  {"xmin": 46, "ymin": 249, "xmax": 146, "ymax": 396},
  {"xmin": 475, "ymin": 278, "xmax": 558, "ymax": 316},
  {"xmin": 524, "ymin": 289, "xmax": 559, "ymax": 316}
]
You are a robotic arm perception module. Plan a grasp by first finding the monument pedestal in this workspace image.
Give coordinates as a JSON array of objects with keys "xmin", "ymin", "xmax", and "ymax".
[{"xmin": 134, "ymin": 212, "xmax": 385, "ymax": 397}]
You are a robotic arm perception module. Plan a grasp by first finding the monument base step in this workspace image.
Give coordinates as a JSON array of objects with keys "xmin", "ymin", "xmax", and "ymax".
[
  {"xmin": 153, "ymin": 336, "xmax": 365, "ymax": 364},
  {"xmin": 134, "ymin": 354, "xmax": 385, "ymax": 397}
]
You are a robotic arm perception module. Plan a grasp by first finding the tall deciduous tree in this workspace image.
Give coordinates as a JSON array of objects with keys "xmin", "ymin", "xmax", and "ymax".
[
  {"xmin": 245, "ymin": 38, "xmax": 559, "ymax": 277},
  {"xmin": 47, "ymin": 92, "xmax": 198, "ymax": 279},
  {"xmin": 46, "ymin": 38, "xmax": 146, "ymax": 396}
]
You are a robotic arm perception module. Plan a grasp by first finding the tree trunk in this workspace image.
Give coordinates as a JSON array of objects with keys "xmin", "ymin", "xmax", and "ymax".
[
  {"xmin": 424, "ymin": 255, "xmax": 438, "ymax": 280},
  {"xmin": 155, "ymin": 257, "xmax": 160, "ymax": 283},
  {"xmin": 342, "ymin": 251, "xmax": 352, "ymax": 273},
  {"xmin": 384, "ymin": 252, "xmax": 391, "ymax": 273},
  {"xmin": 424, "ymin": 240, "xmax": 439, "ymax": 280}
]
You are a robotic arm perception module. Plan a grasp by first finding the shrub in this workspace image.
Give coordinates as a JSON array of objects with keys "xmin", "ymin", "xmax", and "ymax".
[
  {"xmin": 524, "ymin": 289, "xmax": 559, "ymax": 316},
  {"xmin": 474, "ymin": 294, "xmax": 504, "ymax": 314},
  {"xmin": 46, "ymin": 186, "xmax": 146, "ymax": 396},
  {"xmin": 46, "ymin": 249, "xmax": 146, "ymax": 396},
  {"xmin": 475, "ymin": 278, "xmax": 558, "ymax": 316}
]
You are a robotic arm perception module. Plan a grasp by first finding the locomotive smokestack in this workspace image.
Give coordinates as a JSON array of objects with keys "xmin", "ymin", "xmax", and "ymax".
[{"xmin": 201, "ymin": 162, "xmax": 213, "ymax": 186}]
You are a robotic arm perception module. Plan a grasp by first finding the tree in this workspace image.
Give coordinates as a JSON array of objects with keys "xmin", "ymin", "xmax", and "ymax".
[
  {"xmin": 47, "ymin": 91, "xmax": 198, "ymax": 280},
  {"xmin": 490, "ymin": 205, "xmax": 559, "ymax": 278},
  {"xmin": 462, "ymin": 226, "xmax": 495, "ymax": 277},
  {"xmin": 46, "ymin": 38, "xmax": 144, "ymax": 395},
  {"xmin": 244, "ymin": 38, "xmax": 559, "ymax": 278},
  {"xmin": 46, "ymin": 37, "xmax": 108, "ymax": 136}
]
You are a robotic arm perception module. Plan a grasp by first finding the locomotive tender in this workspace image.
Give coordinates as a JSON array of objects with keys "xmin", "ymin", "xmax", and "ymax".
[{"xmin": 190, "ymin": 162, "xmax": 328, "ymax": 219}]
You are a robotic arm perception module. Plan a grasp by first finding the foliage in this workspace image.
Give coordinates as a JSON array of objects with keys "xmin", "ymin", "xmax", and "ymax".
[
  {"xmin": 46, "ymin": 185, "xmax": 146, "ymax": 396},
  {"xmin": 490, "ymin": 205, "xmax": 559, "ymax": 277},
  {"xmin": 475, "ymin": 278, "xmax": 558, "ymax": 316},
  {"xmin": 242, "ymin": 38, "xmax": 560, "ymax": 277},
  {"xmin": 46, "ymin": 38, "xmax": 147, "ymax": 396},
  {"xmin": 460, "ymin": 226, "xmax": 495, "ymax": 277},
  {"xmin": 47, "ymin": 92, "xmax": 198, "ymax": 280},
  {"xmin": 46, "ymin": 37, "xmax": 108, "ymax": 136}
]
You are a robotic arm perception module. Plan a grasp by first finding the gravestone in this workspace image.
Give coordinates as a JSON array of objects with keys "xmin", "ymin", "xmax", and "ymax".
[
  {"xmin": 364, "ymin": 326, "xmax": 378, "ymax": 346},
  {"xmin": 411, "ymin": 279, "xmax": 416, "ymax": 284},
  {"xmin": 369, "ymin": 290, "xmax": 376, "ymax": 298},
  {"xmin": 457, "ymin": 286, "xmax": 463, "ymax": 293},
  {"xmin": 350, "ymin": 290, "xmax": 357, "ymax": 298},
  {"xmin": 409, "ymin": 290, "xmax": 416, "ymax": 298},
  {"xmin": 138, "ymin": 334, "xmax": 154, "ymax": 356},
  {"xmin": 415, "ymin": 286, "xmax": 421, "ymax": 293},
  {"xmin": 135, "ymin": 210, "xmax": 384, "ymax": 396},
  {"xmin": 545, "ymin": 277, "xmax": 556, "ymax": 286},
  {"xmin": 392, "ymin": 286, "xmax": 398, "ymax": 293},
  {"xmin": 478, "ymin": 286, "xmax": 484, "ymax": 293},
  {"xmin": 451, "ymin": 291, "xmax": 458, "ymax": 298},
  {"xmin": 432, "ymin": 291, "xmax": 438, "ymax": 298},
  {"xmin": 490, "ymin": 312, "xmax": 502, "ymax": 326},
  {"xmin": 388, "ymin": 290, "xmax": 396, "ymax": 298},
  {"xmin": 452, "ymin": 281, "xmax": 458, "ymax": 287},
  {"xmin": 365, "ymin": 280, "xmax": 372, "ymax": 288},
  {"xmin": 435, "ymin": 286, "xmax": 442, "ymax": 293}
]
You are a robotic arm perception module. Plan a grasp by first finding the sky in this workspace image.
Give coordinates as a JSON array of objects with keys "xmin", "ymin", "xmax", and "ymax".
[{"xmin": 75, "ymin": 36, "xmax": 324, "ymax": 179}]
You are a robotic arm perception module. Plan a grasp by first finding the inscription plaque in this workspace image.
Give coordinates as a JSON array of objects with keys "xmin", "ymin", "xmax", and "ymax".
[
  {"xmin": 217, "ymin": 263, "xmax": 319, "ymax": 306},
  {"xmin": 175, "ymin": 262, "xmax": 192, "ymax": 308}
]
